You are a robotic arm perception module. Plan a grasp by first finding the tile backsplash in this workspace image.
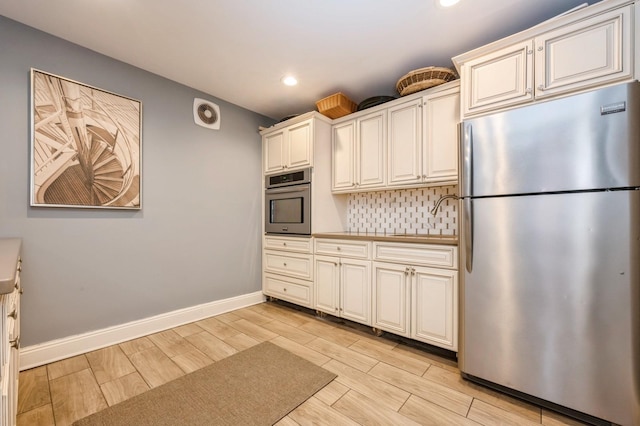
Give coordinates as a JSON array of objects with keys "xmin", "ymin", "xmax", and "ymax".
[{"xmin": 347, "ymin": 185, "xmax": 458, "ymax": 235}]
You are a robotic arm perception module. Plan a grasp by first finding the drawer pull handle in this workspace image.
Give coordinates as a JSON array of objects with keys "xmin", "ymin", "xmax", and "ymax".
[
  {"xmin": 283, "ymin": 288, "xmax": 287, "ymax": 292},
  {"xmin": 337, "ymin": 247, "xmax": 341, "ymax": 251},
  {"xmin": 7, "ymin": 309, "xmax": 17, "ymax": 320},
  {"xmin": 10, "ymin": 336, "xmax": 19, "ymax": 349},
  {"xmin": 283, "ymin": 242, "xmax": 287, "ymax": 246},
  {"xmin": 283, "ymin": 263, "xmax": 287, "ymax": 267}
]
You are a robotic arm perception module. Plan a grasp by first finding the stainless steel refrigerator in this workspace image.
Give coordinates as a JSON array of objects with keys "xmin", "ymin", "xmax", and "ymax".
[{"xmin": 459, "ymin": 82, "xmax": 640, "ymax": 426}]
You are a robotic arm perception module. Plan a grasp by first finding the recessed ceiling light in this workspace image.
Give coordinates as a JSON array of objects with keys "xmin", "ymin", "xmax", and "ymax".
[
  {"xmin": 439, "ymin": 0, "xmax": 460, "ymax": 7},
  {"xmin": 281, "ymin": 75, "xmax": 298, "ymax": 86}
]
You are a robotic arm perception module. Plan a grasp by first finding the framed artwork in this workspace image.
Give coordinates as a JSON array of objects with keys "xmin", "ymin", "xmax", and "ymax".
[{"xmin": 30, "ymin": 69, "xmax": 142, "ymax": 209}]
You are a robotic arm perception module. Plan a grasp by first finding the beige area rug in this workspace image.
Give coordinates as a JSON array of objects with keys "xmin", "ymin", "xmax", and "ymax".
[{"xmin": 73, "ymin": 341, "xmax": 336, "ymax": 426}]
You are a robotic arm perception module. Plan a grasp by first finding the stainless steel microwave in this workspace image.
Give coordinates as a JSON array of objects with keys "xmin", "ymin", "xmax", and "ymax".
[{"xmin": 264, "ymin": 168, "xmax": 311, "ymax": 235}]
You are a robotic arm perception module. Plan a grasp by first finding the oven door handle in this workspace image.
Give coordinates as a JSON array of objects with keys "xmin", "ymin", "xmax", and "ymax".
[{"xmin": 266, "ymin": 186, "xmax": 309, "ymax": 194}]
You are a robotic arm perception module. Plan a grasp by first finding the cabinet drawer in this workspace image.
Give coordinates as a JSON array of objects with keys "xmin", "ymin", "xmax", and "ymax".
[
  {"xmin": 263, "ymin": 273, "xmax": 313, "ymax": 308},
  {"xmin": 314, "ymin": 239, "xmax": 371, "ymax": 259},
  {"xmin": 373, "ymin": 242, "xmax": 457, "ymax": 269},
  {"xmin": 263, "ymin": 235, "xmax": 312, "ymax": 253},
  {"xmin": 263, "ymin": 251, "xmax": 313, "ymax": 280}
]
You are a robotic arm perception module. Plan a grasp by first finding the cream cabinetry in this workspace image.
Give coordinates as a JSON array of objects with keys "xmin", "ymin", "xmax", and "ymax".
[
  {"xmin": 263, "ymin": 118, "xmax": 312, "ymax": 174},
  {"xmin": 388, "ymin": 86, "xmax": 459, "ymax": 186},
  {"xmin": 0, "ymin": 239, "xmax": 21, "ymax": 426},
  {"xmin": 314, "ymin": 239, "xmax": 372, "ymax": 325},
  {"xmin": 263, "ymin": 235, "xmax": 314, "ymax": 308},
  {"xmin": 457, "ymin": 2, "xmax": 634, "ymax": 117},
  {"xmin": 373, "ymin": 242, "xmax": 458, "ymax": 351},
  {"xmin": 331, "ymin": 110, "xmax": 386, "ymax": 192},
  {"xmin": 461, "ymin": 41, "xmax": 534, "ymax": 115},
  {"xmin": 263, "ymin": 117, "xmax": 315, "ymax": 174},
  {"xmin": 331, "ymin": 81, "xmax": 459, "ymax": 194}
]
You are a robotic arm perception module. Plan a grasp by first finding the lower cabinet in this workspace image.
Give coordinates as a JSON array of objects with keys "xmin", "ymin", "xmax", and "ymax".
[
  {"xmin": 264, "ymin": 236, "xmax": 458, "ymax": 352},
  {"xmin": 315, "ymin": 255, "xmax": 371, "ymax": 325},
  {"xmin": 263, "ymin": 235, "xmax": 314, "ymax": 308},
  {"xmin": 314, "ymin": 239, "xmax": 372, "ymax": 326},
  {"xmin": 373, "ymin": 242, "xmax": 458, "ymax": 351},
  {"xmin": 411, "ymin": 266, "xmax": 457, "ymax": 349},
  {"xmin": 0, "ymin": 240, "xmax": 21, "ymax": 426},
  {"xmin": 372, "ymin": 262, "xmax": 411, "ymax": 336}
]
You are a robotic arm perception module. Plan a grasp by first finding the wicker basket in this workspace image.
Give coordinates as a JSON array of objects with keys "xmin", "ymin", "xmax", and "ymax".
[
  {"xmin": 315, "ymin": 92, "xmax": 357, "ymax": 119},
  {"xmin": 396, "ymin": 67, "xmax": 457, "ymax": 96}
]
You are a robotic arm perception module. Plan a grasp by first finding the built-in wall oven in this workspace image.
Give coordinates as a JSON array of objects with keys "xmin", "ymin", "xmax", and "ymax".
[{"xmin": 265, "ymin": 168, "xmax": 311, "ymax": 235}]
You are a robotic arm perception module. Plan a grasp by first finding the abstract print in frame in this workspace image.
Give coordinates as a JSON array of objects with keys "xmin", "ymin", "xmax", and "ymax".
[{"xmin": 30, "ymin": 69, "xmax": 142, "ymax": 209}]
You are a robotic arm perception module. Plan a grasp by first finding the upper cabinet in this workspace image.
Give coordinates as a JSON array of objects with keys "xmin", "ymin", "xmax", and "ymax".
[
  {"xmin": 332, "ymin": 110, "xmax": 386, "ymax": 192},
  {"xmin": 332, "ymin": 81, "xmax": 459, "ymax": 193},
  {"xmin": 461, "ymin": 41, "xmax": 534, "ymax": 115},
  {"xmin": 534, "ymin": 6, "xmax": 631, "ymax": 98},
  {"xmin": 455, "ymin": 1, "xmax": 634, "ymax": 117},
  {"xmin": 263, "ymin": 117, "xmax": 316, "ymax": 174},
  {"xmin": 263, "ymin": 118, "xmax": 312, "ymax": 174},
  {"xmin": 388, "ymin": 85, "xmax": 459, "ymax": 187}
]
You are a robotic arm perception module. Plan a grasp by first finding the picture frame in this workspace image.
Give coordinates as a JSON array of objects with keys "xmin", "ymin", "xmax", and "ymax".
[{"xmin": 30, "ymin": 68, "xmax": 142, "ymax": 209}]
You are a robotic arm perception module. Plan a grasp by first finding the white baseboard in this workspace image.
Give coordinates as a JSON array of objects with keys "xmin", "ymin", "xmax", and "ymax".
[{"xmin": 20, "ymin": 291, "xmax": 266, "ymax": 371}]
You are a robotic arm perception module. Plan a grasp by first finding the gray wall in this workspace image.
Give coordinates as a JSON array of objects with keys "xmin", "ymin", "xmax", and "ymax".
[{"xmin": 0, "ymin": 16, "xmax": 273, "ymax": 346}]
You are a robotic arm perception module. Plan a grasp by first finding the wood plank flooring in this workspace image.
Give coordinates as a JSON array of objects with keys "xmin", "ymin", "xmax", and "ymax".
[{"xmin": 17, "ymin": 301, "xmax": 588, "ymax": 426}]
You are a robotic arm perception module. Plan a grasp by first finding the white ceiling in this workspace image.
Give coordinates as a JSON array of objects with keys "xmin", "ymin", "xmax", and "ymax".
[{"xmin": 0, "ymin": 0, "xmax": 595, "ymax": 120}]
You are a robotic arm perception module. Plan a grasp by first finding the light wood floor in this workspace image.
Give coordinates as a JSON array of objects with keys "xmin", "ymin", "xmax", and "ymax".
[{"xmin": 17, "ymin": 301, "xmax": 588, "ymax": 426}]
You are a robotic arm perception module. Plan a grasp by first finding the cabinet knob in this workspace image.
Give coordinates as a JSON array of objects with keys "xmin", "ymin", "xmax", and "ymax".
[
  {"xmin": 7, "ymin": 309, "xmax": 17, "ymax": 320},
  {"xmin": 283, "ymin": 242, "xmax": 287, "ymax": 246},
  {"xmin": 525, "ymin": 88, "xmax": 532, "ymax": 94},
  {"xmin": 337, "ymin": 246, "xmax": 341, "ymax": 251},
  {"xmin": 283, "ymin": 263, "xmax": 287, "ymax": 267},
  {"xmin": 537, "ymin": 46, "xmax": 543, "ymax": 51},
  {"xmin": 283, "ymin": 288, "xmax": 287, "ymax": 292},
  {"xmin": 537, "ymin": 85, "xmax": 545, "ymax": 91},
  {"xmin": 527, "ymin": 49, "xmax": 533, "ymax": 55},
  {"xmin": 10, "ymin": 336, "xmax": 19, "ymax": 349}
]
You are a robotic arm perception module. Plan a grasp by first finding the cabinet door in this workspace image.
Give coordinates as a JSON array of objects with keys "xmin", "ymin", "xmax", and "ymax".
[
  {"xmin": 535, "ymin": 6, "xmax": 632, "ymax": 98},
  {"xmin": 287, "ymin": 119, "xmax": 313, "ymax": 170},
  {"xmin": 388, "ymin": 99, "xmax": 422, "ymax": 186},
  {"xmin": 264, "ymin": 130, "xmax": 285, "ymax": 174},
  {"xmin": 340, "ymin": 259, "xmax": 371, "ymax": 326},
  {"xmin": 373, "ymin": 262, "xmax": 410, "ymax": 337},
  {"xmin": 423, "ymin": 88, "xmax": 459, "ymax": 182},
  {"xmin": 462, "ymin": 40, "xmax": 534, "ymax": 116},
  {"xmin": 314, "ymin": 255, "xmax": 340, "ymax": 315},
  {"xmin": 357, "ymin": 111, "xmax": 386, "ymax": 189},
  {"xmin": 332, "ymin": 120, "xmax": 356, "ymax": 191},
  {"xmin": 411, "ymin": 266, "xmax": 458, "ymax": 350}
]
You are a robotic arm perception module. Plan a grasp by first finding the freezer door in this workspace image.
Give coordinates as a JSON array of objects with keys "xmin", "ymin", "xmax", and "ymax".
[
  {"xmin": 459, "ymin": 190, "xmax": 640, "ymax": 426},
  {"xmin": 460, "ymin": 82, "xmax": 640, "ymax": 198}
]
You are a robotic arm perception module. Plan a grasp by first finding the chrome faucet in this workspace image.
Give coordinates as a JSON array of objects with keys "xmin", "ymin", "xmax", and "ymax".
[{"xmin": 430, "ymin": 194, "xmax": 459, "ymax": 216}]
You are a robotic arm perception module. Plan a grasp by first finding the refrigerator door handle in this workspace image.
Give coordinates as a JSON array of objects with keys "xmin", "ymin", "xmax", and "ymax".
[
  {"xmin": 463, "ymin": 198, "xmax": 473, "ymax": 273},
  {"xmin": 461, "ymin": 122, "xmax": 473, "ymax": 197}
]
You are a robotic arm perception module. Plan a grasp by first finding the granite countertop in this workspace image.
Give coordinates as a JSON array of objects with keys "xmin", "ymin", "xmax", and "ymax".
[
  {"xmin": 312, "ymin": 232, "xmax": 458, "ymax": 246},
  {"xmin": 0, "ymin": 238, "xmax": 22, "ymax": 294}
]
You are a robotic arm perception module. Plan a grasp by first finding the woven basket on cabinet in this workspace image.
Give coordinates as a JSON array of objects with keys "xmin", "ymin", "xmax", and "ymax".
[
  {"xmin": 395, "ymin": 66, "xmax": 457, "ymax": 96},
  {"xmin": 315, "ymin": 92, "xmax": 357, "ymax": 119}
]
